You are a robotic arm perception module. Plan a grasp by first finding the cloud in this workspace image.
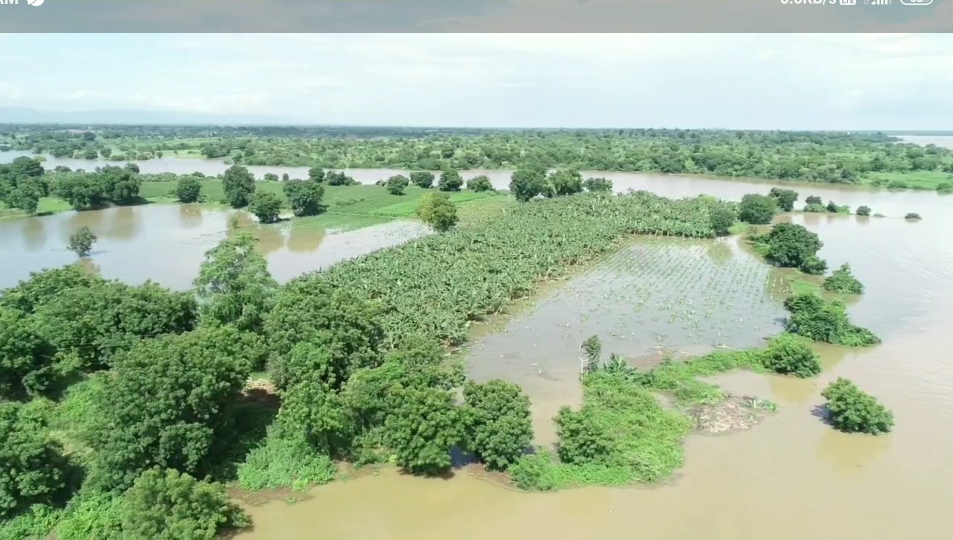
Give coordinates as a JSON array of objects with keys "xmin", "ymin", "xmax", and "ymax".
[{"xmin": 0, "ymin": 33, "xmax": 951, "ymax": 129}]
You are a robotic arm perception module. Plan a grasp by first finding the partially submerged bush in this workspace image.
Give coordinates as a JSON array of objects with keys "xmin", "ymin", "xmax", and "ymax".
[
  {"xmin": 763, "ymin": 333, "xmax": 821, "ymax": 378},
  {"xmin": 583, "ymin": 177, "xmax": 613, "ymax": 193},
  {"xmin": 904, "ymin": 212, "xmax": 921, "ymax": 220},
  {"xmin": 823, "ymin": 263, "xmax": 864, "ymax": 294},
  {"xmin": 768, "ymin": 187, "xmax": 798, "ymax": 212},
  {"xmin": 783, "ymin": 294, "xmax": 880, "ymax": 347},
  {"xmin": 465, "ymin": 175, "xmax": 494, "ymax": 192},
  {"xmin": 821, "ymin": 378, "xmax": 894, "ymax": 435},
  {"xmin": 855, "ymin": 205, "xmax": 871, "ymax": 217},
  {"xmin": 738, "ymin": 193, "xmax": 776, "ymax": 224},
  {"xmin": 759, "ymin": 222, "xmax": 826, "ymax": 274}
]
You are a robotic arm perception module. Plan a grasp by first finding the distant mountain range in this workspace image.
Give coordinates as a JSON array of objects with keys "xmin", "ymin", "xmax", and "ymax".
[{"xmin": 0, "ymin": 107, "xmax": 290, "ymax": 126}]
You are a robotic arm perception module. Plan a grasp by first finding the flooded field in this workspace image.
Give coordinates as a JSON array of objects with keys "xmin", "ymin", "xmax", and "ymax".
[
  {"xmin": 0, "ymin": 204, "xmax": 430, "ymax": 289},
  {"xmin": 3, "ymin": 153, "xmax": 953, "ymax": 539},
  {"xmin": 236, "ymin": 183, "xmax": 953, "ymax": 539}
]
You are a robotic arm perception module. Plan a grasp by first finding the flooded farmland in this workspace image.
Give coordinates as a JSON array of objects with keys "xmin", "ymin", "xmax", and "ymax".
[{"xmin": 2, "ymin": 155, "xmax": 953, "ymax": 539}]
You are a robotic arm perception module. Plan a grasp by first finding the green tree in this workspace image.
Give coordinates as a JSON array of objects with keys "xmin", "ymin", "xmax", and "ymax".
[
  {"xmin": 462, "ymin": 380, "xmax": 533, "ymax": 471},
  {"xmin": 0, "ymin": 306, "xmax": 57, "ymax": 401},
  {"xmin": 175, "ymin": 177, "xmax": 201, "ymax": 203},
  {"xmin": 263, "ymin": 173, "xmax": 279, "ymax": 182},
  {"xmin": 904, "ymin": 212, "xmax": 922, "ymax": 220},
  {"xmin": 33, "ymin": 279, "xmax": 198, "ymax": 371},
  {"xmin": 799, "ymin": 255, "xmax": 828, "ymax": 276},
  {"xmin": 221, "ymin": 165, "xmax": 256, "ymax": 208},
  {"xmin": 120, "ymin": 468, "xmax": 249, "ymax": 540},
  {"xmin": 410, "ymin": 171, "xmax": 435, "ymax": 189},
  {"xmin": 0, "ymin": 265, "xmax": 100, "ymax": 314},
  {"xmin": 823, "ymin": 263, "xmax": 864, "ymax": 294},
  {"xmin": 276, "ymin": 377, "xmax": 355, "ymax": 457},
  {"xmin": 768, "ymin": 187, "xmax": 799, "ymax": 212},
  {"xmin": 193, "ymin": 234, "xmax": 277, "ymax": 333},
  {"xmin": 465, "ymin": 175, "xmax": 494, "ymax": 192},
  {"xmin": 805, "ymin": 195, "xmax": 823, "ymax": 205},
  {"xmin": 554, "ymin": 406, "xmax": 611, "ymax": 465},
  {"xmin": 416, "ymin": 192, "xmax": 458, "ymax": 232},
  {"xmin": 547, "ymin": 169, "xmax": 583, "ymax": 197},
  {"xmin": 282, "ymin": 179, "xmax": 324, "ymax": 217},
  {"xmin": 248, "ymin": 191, "xmax": 282, "ymax": 224},
  {"xmin": 384, "ymin": 387, "xmax": 461, "ymax": 475},
  {"xmin": 821, "ymin": 378, "xmax": 894, "ymax": 435},
  {"xmin": 437, "ymin": 170, "xmax": 463, "ymax": 192},
  {"xmin": 583, "ymin": 177, "xmax": 613, "ymax": 193},
  {"xmin": 709, "ymin": 207, "xmax": 737, "ymax": 236},
  {"xmin": 84, "ymin": 327, "xmax": 251, "ymax": 492},
  {"xmin": 856, "ymin": 205, "xmax": 871, "ymax": 216},
  {"xmin": 762, "ymin": 223, "xmax": 823, "ymax": 269},
  {"xmin": 67, "ymin": 226, "xmax": 97, "ymax": 258},
  {"xmin": 385, "ymin": 174, "xmax": 410, "ymax": 195},
  {"xmin": 509, "ymin": 166, "xmax": 547, "ymax": 202},
  {"xmin": 738, "ymin": 193, "xmax": 777, "ymax": 224},
  {"xmin": 762, "ymin": 333, "xmax": 821, "ymax": 378},
  {"xmin": 0, "ymin": 402, "xmax": 71, "ymax": 519},
  {"xmin": 265, "ymin": 278, "xmax": 384, "ymax": 391},
  {"xmin": 307, "ymin": 166, "xmax": 325, "ymax": 183}
]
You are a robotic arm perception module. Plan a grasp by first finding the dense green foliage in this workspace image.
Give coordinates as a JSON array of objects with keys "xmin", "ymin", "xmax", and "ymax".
[
  {"xmin": 437, "ymin": 170, "xmax": 463, "ymax": 192},
  {"xmin": 10, "ymin": 125, "xmax": 951, "ymax": 187},
  {"xmin": 120, "ymin": 468, "xmax": 248, "ymax": 540},
  {"xmin": 193, "ymin": 234, "xmax": 277, "ymax": 334},
  {"xmin": 709, "ymin": 207, "xmax": 737, "ymax": 236},
  {"xmin": 0, "ymin": 156, "xmax": 48, "ymax": 214},
  {"xmin": 83, "ymin": 326, "xmax": 252, "ymax": 492},
  {"xmin": 462, "ymin": 380, "xmax": 533, "ymax": 471},
  {"xmin": 821, "ymin": 378, "xmax": 894, "ymax": 435},
  {"xmin": 0, "ymin": 403, "xmax": 71, "ymax": 519},
  {"xmin": 768, "ymin": 187, "xmax": 799, "ymax": 212},
  {"xmin": 783, "ymin": 294, "xmax": 880, "ymax": 347},
  {"xmin": 548, "ymin": 169, "xmax": 584, "ymax": 197},
  {"xmin": 758, "ymin": 223, "xmax": 826, "ymax": 274},
  {"xmin": 175, "ymin": 176, "xmax": 202, "ymax": 203},
  {"xmin": 762, "ymin": 333, "xmax": 821, "ymax": 378},
  {"xmin": 583, "ymin": 177, "xmax": 613, "ymax": 193},
  {"xmin": 416, "ymin": 192, "xmax": 459, "ymax": 232},
  {"xmin": 385, "ymin": 174, "xmax": 410, "ymax": 195},
  {"xmin": 248, "ymin": 191, "xmax": 282, "ymax": 224},
  {"xmin": 67, "ymin": 226, "xmax": 97, "ymax": 258},
  {"xmin": 282, "ymin": 178, "xmax": 324, "ymax": 217},
  {"xmin": 823, "ymin": 263, "xmax": 864, "ymax": 294},
  {"xmin": 904, "ymin": 212, "xmax": 922, "ymax": 220},
  {"xmin": 856, "ymin": 205, "xmax": 871, "ymax": 216},
  {"xmin": 221, "ymin": 165, "xmax": 255, "ymax": 208},
  {"xmin": 410, "ymin": 171, "xmax": 435, "ymax": 189},
  {"xmin": 384, "ymin": 387, "xmax": 461, "ymax": 474},
  {"xmin": 738, "ymin": 193, "xmax": 777, "ymax": 224},
  {"xmin": 465, "ymin": 174, "xmax": 494, "ymax": 192},
  {"xmin": 50, "ymin": 166, "xmax": 143, "ymax": 210},
  {"xmin": 509, "ymin": 164, "xmax": 548, "ymax": 202},
  {"xmin": 0, "ymin": 306, "xmax": 56, "ymax": 401}
]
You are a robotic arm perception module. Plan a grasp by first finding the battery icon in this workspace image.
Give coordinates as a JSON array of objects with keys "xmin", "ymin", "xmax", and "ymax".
[{"xmin": 899, "ymin": 0, "xmax": 933, "ymax": 4}]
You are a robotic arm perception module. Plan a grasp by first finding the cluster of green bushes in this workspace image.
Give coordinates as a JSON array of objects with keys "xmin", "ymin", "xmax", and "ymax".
[
  {"xmin": 750, "ymin": 222, "xmax": 828, "ymax": 275},
  {"xmin": 506, "ymin": 166, "xmax": 613, "ymax": 202},
  {"xmin": 802, "ymin": 195, "xmax": 853, "ymax": 215},
  {"xmin": 783, "ymin": 293, "xmax": 880, "ymax": 346},
  {"xmin": 821, "ymin": 378, "xmax": 894, "ymax": 435},
  {"xmin": 823, "ymin": 263, "xmax": 864, "ymax": 294}
]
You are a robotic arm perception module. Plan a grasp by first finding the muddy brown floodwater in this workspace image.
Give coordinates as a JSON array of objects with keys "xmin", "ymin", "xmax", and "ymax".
[
  {"xmin": 2, "ymin": 158, "xmax": 953, "ymax": 539},
  {"xmin": 0, "ymin": 204, "xmax": 430, "ymax": 290}
]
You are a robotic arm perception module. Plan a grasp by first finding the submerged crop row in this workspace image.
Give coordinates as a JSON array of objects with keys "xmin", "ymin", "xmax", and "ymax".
[{"xmin": 315, "ymin": 191, "xmax": 735, "ymax": 345}]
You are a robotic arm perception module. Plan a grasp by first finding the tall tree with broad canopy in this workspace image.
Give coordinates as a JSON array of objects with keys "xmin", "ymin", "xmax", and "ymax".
[
  {"xmin": 384, "ymin": 387, "xmax": 461, "ymax": 475},
  {"xmin": 0, "ymin": 402, "xmax": 71, "ymax": 519},
  {"xmin": 462, "ymin": 380, "xmax": 533, "ymax": 471},
  {"xmin": 193, "ymin": 234, "xmax": 277, "ymax": 334},
  {"xmin": 221, "ymin": 165, "xmax": 256, "ymax": 208},
  {"xmin": 282, "ymin": 179, "xmax": 324, "ymax": 216},
  {"xmin": 0, "ymin": 306, "xmax": 57, "ymax": 401},
  {"xmin": 84, "ymin": 326, "xmax": 252, "ymax": 492}
]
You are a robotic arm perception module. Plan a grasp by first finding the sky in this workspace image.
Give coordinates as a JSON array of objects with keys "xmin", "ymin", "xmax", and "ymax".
[{"xmin": 1, "ymin": 33, "xmax": 952, "ymax": 130}]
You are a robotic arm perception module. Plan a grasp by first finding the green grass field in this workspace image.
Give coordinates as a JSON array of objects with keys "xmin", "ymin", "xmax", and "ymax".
[
  {"xmin": 1, "ymin": 181, "xmax": 509, "ymax": 231},
  {"xmin": 864, "ymin": 171, "xmax": 953, "ymax": 190}
]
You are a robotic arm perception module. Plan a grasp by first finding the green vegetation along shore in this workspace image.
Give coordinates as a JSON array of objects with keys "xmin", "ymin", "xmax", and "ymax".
[
  {"xmin": 3, "ymin": 125, "xmax": 953, "ymax": 189},
  {"xmin": 1, "ymin": 152, "xmax": 894, "ymax": 538}
]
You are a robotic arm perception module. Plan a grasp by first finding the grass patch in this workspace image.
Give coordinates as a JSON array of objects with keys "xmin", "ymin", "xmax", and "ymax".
[
  {"xmin": 865, "ymin": 171, "xmax": 953, "ymax": 190},
  {"xmin": 235, "ymin": 432, "xmax": 337, "ymax": 492}
]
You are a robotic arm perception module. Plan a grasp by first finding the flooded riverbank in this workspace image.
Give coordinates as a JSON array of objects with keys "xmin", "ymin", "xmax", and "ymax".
[
  {"xmin": 235, "ymin": 180, "xmax": 953, "ymax": 539},
  {"xmin": 0, "ymin": 204, "xmax": 430, "ymax": 289}
]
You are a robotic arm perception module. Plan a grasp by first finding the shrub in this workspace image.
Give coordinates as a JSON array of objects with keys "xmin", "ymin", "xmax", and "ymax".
[
  {"xmin": 282, "ymin": 179, "xmax": 324, "ymax": 217},
  {"xmin": 804, "ymin": 203, "xmax": 827, "ymax": 213},
  {"xmin": 509, "ymin": 166, "xmax": 548, "ymax": 202},
  {"xmin": 709, "ymin": 207, "xmax": 737, "ymax": 236},
  {"xmin": 437, "ymin": 170, "xmax": 463, "ymax": 192},
  {"xmin": 937, "ymin": 182, "xmax": 953, "ymax": 194},
  {"xmin": 0, "ymin": 403, "xmax": 71, "ymax": 519},
  {"xmin": 738, "ymin": 193, "xmax": 777, "ymax": 224},
  {"xmin": 175, "ymin": 177, "xmax": 201, "ymax": 203},
  {"xmin": 547, "ymin": 170, "xmax": 583, "ymax": 197},
  {"xmin": 221, "ymin": 165, "xmax": 255, "ymax": 208},
  {"xmin": 825, "ymin": 200, "xmax": 839, "ymax": 213},
  {"xmin": 783, "ymin": 294, "xmax": 880, "ymax": 346},
  {"xmin": 236, "ymin": 432, "xmax": 336, "ymax": 491},
  {"xmin": 855, "ymin": 205, "xmax": 871, "ymax": 216},
  {"xmin": 384, "ymin": 388, "xmax": 461, "ymax": 475},
  {"xmin": 904, "ymin": 212, "xmax": 921, "ymax": 220},
  {"xmin": 465, "ymin": 175, "xmax": 494, "ymax": 192},
  {"xmin": 805, "ymin": 195, "xmax": 822, "ymax": 205},
  {"xmin": 385, "ymin": 174, "xmax": 410, "ymax": 196},
  {"xmin": 462, "ymin": 380, "xmax": 533, "ymax": 471},
  {"xmin": 768, "ymin": 187, "xmax": 798, "ymax": 212},
  {"xmin": 325, "ymin": 171, "xmax": 358, "ymax": 186},
  {"xmin": 820, "ymin": 378, "xmax": 894, "ymax": 435},
  {"xmin": 823, "ymin": 263, "xmax": 864, "ymax": 294},
  {"xmin": 799, "ymin": 255, "xmax": 828, "ymax": 276},
  {"xmin": 416, "ymin": 192, "xmax": 458, "ymax": 232},
  {"xmin": 410, "ymin": 171, "xmax": 435, "ymax": 189},
  {"xmin": 583, "ymin": 177, "xmax": 613, "ymax": 193},
  {"xmin": 762, "ymin": 333, "xmax": 821, "ymax": 378},
  {"xmin": 121, "ymin": 468, "xmax": 249, "ymax": 540},
  {"xmin": 248, "ymin": 191, "xmax": 282, "ymax": 224}
]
